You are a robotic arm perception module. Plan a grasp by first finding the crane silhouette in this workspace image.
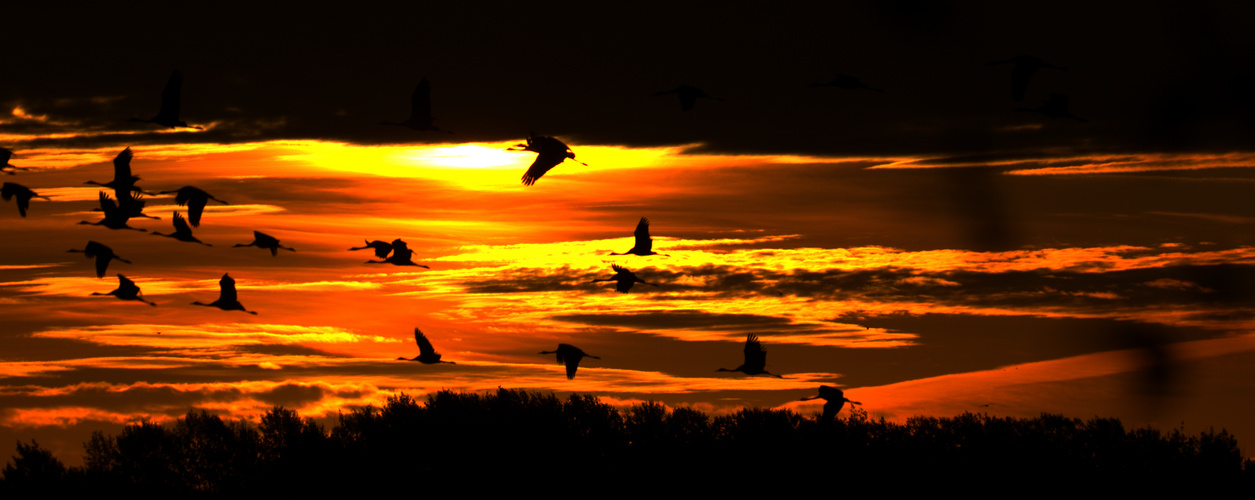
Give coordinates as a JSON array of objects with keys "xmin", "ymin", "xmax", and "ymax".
[
  {"xmin": 800, "ymin": 386, "xmax": 861, "ymax": 421},
  {"xmin": 610, "ymin": 217, "xmax": 668, "ymax": 256},
  {"xmin": 349, "ymin": 239, "xmax": 394, "ymax": 259},
  {"xmin": 130, "ymin": 71, "xmax": 201, "ymax": 129},
  {"xmin": 1017, "ymin": 94, "xmax": 1086, "ymax": 122},
  {"xmin": 234, "ymin": 231, "xmax": 295, "ymax": 256},
  {"xmin": 987, "ymin": 55, "xmax": 1066, "ymax": 102},
  {"xmin": 85, "ymin": 149, "xmax": 154, "ymax": 220},
  {"xmin": 809, "ymin": 74, "xmax": 885, "ymax": 93},
  {"xmin": 68, "ymin": 241, "xmax": 131, "ymax": 278},
  {"xmin": 363, "ymin": 239, "xmax": 429, "ymax": 267},
  {"xmin": 539, "ymin": 344, "xmax": 599, "ymax": 379},
  {"xmin": 508, "ymin": 134, "xmax": 586, "ymax": 186},
  {"xmin": 1, "ymin": 182, "xmax": 49, "ymax": 217},
  {"xmin": 78, "ymin": 192, "xmax": 146, "ymax": 231},
  {"xmin": 192, "ymin": 273, "xmax": 257, "ymax": 314},
  {"xmin": 85, "ymin": 148, "xmax": 144, "ymax": 194},
  {"xmin": 92, "ymin": 274, "xmax": 156, "ymax": 306},
  {"xmin": 654, "ymin": 84, "xmax": 724, "ymax": 111},
  {"xmin": 397, "ymin": 328, "xmax": 455, "ymax": 364},
  {"xmin": 380, "ymin": 78, "xmax": 450, "ymax": 133},
  {"xmin": 151, "ymin": 212, "xmax": 211, "ymax": 246},
  {"xmin": 717, "ymin": 333, "xmax": 783, "ymax": 378},
  {"xmin": 0, "ymin": 148, "xmax": 30, "ymax": 175},
  {"xmin": 156, "ymin": 186, "xmax": 227, "ymax": 227},
  {"xmin": 593, "ymin": 264, "xmax": 659, "ymax": 293}
]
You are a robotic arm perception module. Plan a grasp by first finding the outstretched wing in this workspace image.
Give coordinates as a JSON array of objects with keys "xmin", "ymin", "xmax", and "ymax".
[
  {"xmin": 119, "ymin": 191, "xmax": 147, "ymax": 215},
  {"xmin": 564, "ymin": 357, "xmax": 581, "ymax": 379},
  {"xmin": 12, "ymin": 186, "xmax": 30, "ymax": 217},
  {"xmin": 822, "ymin": 399, "xmax": 845, "ymax": 421},
  {"xmin": 173, "ymin": 211, "xmax": 192, "ymax": 234},
  {"xmin": 414, "ymin": 328, "xmax": 437, "ymax": 356},
  {"xmin": 87, "ymin": 241, "xmax": 113, "ymax": 278},
  {"xmin": 113, "ymin": 148, "xmax": 133, "ymax": 181},
  {"xmin": 187, "ymin": 195, "xmax": 208, "ymax": 227},
  {"xmin": 219, "ymin": 274, "xmax": 238, "ymax": 303},
  {"xmin": 159, "ymin": 71, "xmax": 184, "ymax": 122},
  {"xmin": 99, "ymin": 191, "xmax": 119, "ymax": 213},
  {"xmin": 679, "ymin": 90, "xmax": 697, "ymax": 111},
  {"xmin": 744, "ymin": 333, "xmax": 767, "ymax": 371},
  {"xmin": 1010, "ymin": 62, "xmax": 1040, "ymax": 102},
  {"xmin": 0, "ymin": 148, "xmax": 11, "ymax": 164},
  {"xmin": 521, "ymin": 154, "xmax": 561, "ymax": 186},
  {"xmin": 634, "ymin": 217, "xmax": 652, "ymax": 252},
  {"xmin": 611, "ymin": 264, "xmax": 629, "ymax": 274},
  {"xmin": 818, "ymin": 385, "xmax": 845, "ymax": 401},
  {"xmin": 553, "ymin": 344, "xmax": 571, "ymax": 365},
  {"xmin": 117, "ymin": 274, "xmax": 140, "ymax": 295},
  {"xmin": 83, "ymin": 241, "xmax": 108, "ymax": 259},
  {"xmin": 372, "ymin": 241, "xmax": 393, "ymax": 259},
  {"xmin": 173, "ymin": 186, "xmax": 193, "ymax": 205},
  {"xmin": 410, "ymin": 79, "xmax": 433, "ymax": 123}
]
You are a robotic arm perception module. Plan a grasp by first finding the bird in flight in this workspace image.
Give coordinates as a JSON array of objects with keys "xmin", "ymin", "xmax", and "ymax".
[
  {"xmin": 654, "ymin": 84, "xmax": 724, "ymax": 111},
  {"xmin": 800, "ymin": 386, "xmax": 860, "ymax": 421},
  {"xmin": 1017, "ymin": 94, "xmax": 1086, "ymax": 122},
  {"xmin": 380, "ymin": 78, "xmax": 450, "ymax": 133},
  {"xmin": 192, "ymin": 273, "xmax": 257, "ymax": 314},
  {"xmin": 717, "ymin": 333, "xmax": 783, "ymax": 378},
  {"xmin": 539, "ymin": 344, "xmax": 599, "ymax": 379},
  {"xmin": 92, "ymin": 274, "xmax": 156, "ymax": 306},
  {"xmin": 0, "ymin": 148, "xmax": 30, "ymax": 175},
  {"xmin": 234, "ymin": 231, "xmax": 295, "ymax": 256},
  {"xmin": 152, "ymin": 212, "xmax": 211, "ymax": 246},
  {"xmin": 397, "ymin": 328, "xmax": 455, "ymax": 364},
  {"xmin": 809, "ymin": 74, "xmax": 884, "ymax": 93},
  {"xmin": 593, "ymin": 264, "xmax": 659, "ymax": 293},
  {"xmin": 349, "ymin": 239, "xmax": 395, "ymax": 259},
  {"xmin": 85, "ymin": 147, "xmax": 144, "ymax": 194},
  {"xmin": 130, "ymin": 71, "xmax": 201, "ymax": 129},
  {"xmin": 987, "ymin": 55, "xmax": 1066, "ymax": 102},
  {"xmin": 157, "ymin": 186, "xmax": 227, "ymax": 227},
  {"xmin": 78, "ymin": 192, "xmax": 146, "ymax": 231},
  {"xmin": 363, "ymin": 239, "xmax": 429, "ymax": 268},
  {"xmin": 610, "ymin": 217, "xmax": 668, "ymax": 256},
  {"xmin": 68, "ymin": 241, "xmax": 132, "ymax": 278},
  {"xmin": 1, "ymin": 182, "xmax": 49, "ymax": 217},
  {"xmin": 508, "ymin": 134, "xmax": 585, "ymax": 186}
]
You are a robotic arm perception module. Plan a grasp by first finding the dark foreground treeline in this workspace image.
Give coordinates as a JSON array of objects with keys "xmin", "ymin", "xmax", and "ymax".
[{"xmin": 3, "ymin": 389, "xmax": 1252, "ymax": 495}]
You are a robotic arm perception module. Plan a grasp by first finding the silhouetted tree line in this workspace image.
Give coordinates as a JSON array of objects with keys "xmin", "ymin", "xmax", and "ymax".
[{"xmin": 2, "ymin": 389, "xmax": 1251, "ymax": 495}]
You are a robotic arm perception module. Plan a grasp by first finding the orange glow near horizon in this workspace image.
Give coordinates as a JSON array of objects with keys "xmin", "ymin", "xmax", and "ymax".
[{"xmin": 2, "ymin": 138, "xmax": 1255, "ymax": 462}]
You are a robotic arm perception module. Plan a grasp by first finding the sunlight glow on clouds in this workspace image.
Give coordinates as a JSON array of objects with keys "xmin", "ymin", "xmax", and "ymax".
[
  {"xmin": 3, "ymin": 138, "xmax": 1255, "ymax": 456},
  {"xmin": 31, "ymin": 323, "xmax": 399, "ymax": 348}
]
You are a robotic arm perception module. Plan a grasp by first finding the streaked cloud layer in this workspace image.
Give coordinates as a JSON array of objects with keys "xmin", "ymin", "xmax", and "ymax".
[{"xmin": 1, "ymin": 140, "xmax": 1253, "ymax": 465}]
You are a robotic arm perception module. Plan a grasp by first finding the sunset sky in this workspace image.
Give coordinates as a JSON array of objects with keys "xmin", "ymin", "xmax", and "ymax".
[{"xmin": 2, "ymin": 3, "xmax": 1254, "ymax": 463}]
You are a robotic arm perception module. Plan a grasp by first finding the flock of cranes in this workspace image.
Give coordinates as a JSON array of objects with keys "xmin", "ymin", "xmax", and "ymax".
[{"xmin": 1, "ymin": 55, "xmax": 1085, "ymax": 418}]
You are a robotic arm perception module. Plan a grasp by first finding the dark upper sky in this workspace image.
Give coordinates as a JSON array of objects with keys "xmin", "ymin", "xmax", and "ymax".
[{"xmin": 5, "ymin": 2, "xmax": 1253, "ymax": 157}]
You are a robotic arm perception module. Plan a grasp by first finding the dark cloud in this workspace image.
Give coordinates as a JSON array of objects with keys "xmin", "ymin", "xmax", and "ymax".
[
  {"xmin": 456, "ymin": 259, "xmax": 1255, "ymax": 327},
  {"xmin": 259, "ymin": 383, "xmax": 328, "ymax": 408},
  {"xmin": 462, "ymin": 266, "xmax": 591, "ymax": 294},
  {"xmin": 553, "ymin": 310, "xmax": 794, "ymax": 332},
  {"xmin": 0, "ymin": 384, "xmax": 245, "ymax": 416},
  {"xmin": 3, "ymin": 4, "xmax": 1252, "ymax": 156},
  {"xmin": 235, "ymin": 344, "xmax": 351, "ymax": 358}
]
